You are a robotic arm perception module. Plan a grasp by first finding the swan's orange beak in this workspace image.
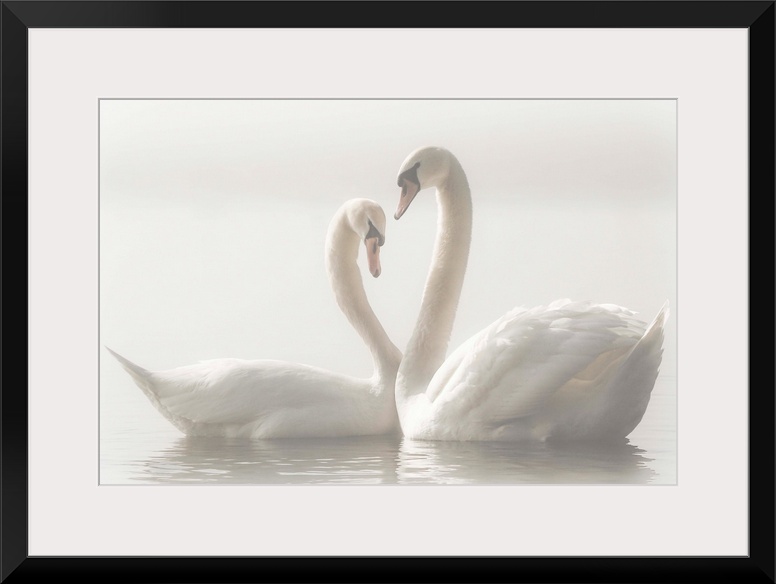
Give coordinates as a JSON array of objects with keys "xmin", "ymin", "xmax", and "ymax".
[
  {"xmin": 394, "ymin": 177, "xmax": 420, "ymax": 220},
  {"xmin": 365, "ymin": 237, "xmax": 381, "ymax": 278}
]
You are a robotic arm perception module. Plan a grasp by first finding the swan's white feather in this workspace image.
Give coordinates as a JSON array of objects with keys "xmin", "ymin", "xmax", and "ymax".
[
  {"xmin": 394, "ymin": 146, "xmax": 670, "ymax": 442},
  {"xmin": 422, "ymin": 300, "xmax": 667, "ymax": 441},
  {"xmin": 107, "ymin": 198, "xmax": 401, "ymax": 439},
  {"xmin": 108, "ymin": 348, "xmax": 395, "ymax": 439}
]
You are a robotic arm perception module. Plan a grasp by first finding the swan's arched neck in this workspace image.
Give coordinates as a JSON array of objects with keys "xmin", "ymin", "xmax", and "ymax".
[
  {"xmin": 397, "ymin": 154, "xmax": 473, "ymax": 403},
  {"xmin": 325, "ymin": 219, "xmax": 401, "ymax": 383}
]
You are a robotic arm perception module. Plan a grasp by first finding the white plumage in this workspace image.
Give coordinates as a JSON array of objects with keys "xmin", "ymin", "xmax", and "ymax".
[
  {"xmin": 393, "ymin": 146, "xmax": 668, "ymax": 442},
  {"xmin": 108, "ymin": 198, "xmax": 401, "ymax": 439}
]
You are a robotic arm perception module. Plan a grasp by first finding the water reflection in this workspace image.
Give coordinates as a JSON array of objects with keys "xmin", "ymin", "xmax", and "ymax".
[
  {"xmin": 120, "ymin": 434, "xmax": 658, "ymax": 485},
  {"xmin": 136, "ymin": 435, "xmax": 403, "ymax": 485},
  {"xmin": 397, "ymin": 438, "xmax": 656, "ymax": 484}
]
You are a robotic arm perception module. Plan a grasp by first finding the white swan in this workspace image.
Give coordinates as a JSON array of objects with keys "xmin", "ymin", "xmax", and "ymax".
[
  {"xmin": 108, "ymin": 198, "xmax": 402, "ymax": 439},
  {"xmin": 392, "ymin": 146, "xmax": 668, "ymax": 442}
]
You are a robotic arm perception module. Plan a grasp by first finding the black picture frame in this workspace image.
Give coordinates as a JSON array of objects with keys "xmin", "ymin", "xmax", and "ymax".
[{"xmin": 2, "ymin": 1, "xmax": 773, "ymax": 583}]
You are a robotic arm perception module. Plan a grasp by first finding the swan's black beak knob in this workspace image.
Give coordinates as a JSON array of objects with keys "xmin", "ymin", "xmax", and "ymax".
[{"xmin": 395, "ymin": 163, "xmax": 421, "ymax": 219}]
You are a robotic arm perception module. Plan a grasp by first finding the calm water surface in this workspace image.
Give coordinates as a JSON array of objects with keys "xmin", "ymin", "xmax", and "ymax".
[{"xmin": 100, "ymin": 371, "xmax": 676, "ymax": 485}]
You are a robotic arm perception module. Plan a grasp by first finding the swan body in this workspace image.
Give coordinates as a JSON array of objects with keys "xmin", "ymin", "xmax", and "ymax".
[
  {"xmin": 393, "ymin": 146, "xmax": 668, "ymax": 442},
  {"xmin": 109, "ymin": 198, "xmax": 402, "ymax": 439}
]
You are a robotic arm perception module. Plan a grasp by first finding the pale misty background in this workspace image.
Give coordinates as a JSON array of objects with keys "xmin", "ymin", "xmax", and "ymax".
[{"xmin": 100, "ymin": 99, "xmax": 676, "ymax": 485}]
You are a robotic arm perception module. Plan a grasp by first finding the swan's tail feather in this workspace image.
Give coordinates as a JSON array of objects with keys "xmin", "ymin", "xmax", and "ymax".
[
  {"xmin": 105, "ymin": 346, "xmax": 154, "ymax": 389},
  {"xmin": 105, "ymin": 346, "xmax": 168, "ymax": 408},
  {"xmin": 645, "ymin": 300, "xmax": 670, "ymax": 338},
  {"xmin": 600, "ymin": 301, "xmax": 669, "ymax": 438},
  {"xmin": 105, "ymin": 346, "xmax": 192, "ymax": 433}
]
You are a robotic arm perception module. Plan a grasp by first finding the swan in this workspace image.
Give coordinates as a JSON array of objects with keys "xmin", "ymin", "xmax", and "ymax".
[
  {"xmin": 392, "ymin": 146, "xmax": 668, "ymax": 442},
  {"xmin": 108, "ymin": 198, "xmax": 402, "ymax": 439}
]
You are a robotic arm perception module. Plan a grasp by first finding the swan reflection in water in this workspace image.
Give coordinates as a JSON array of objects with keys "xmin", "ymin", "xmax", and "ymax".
[
  {"xmin": 128, "ymin": 434, "xmax": 657, "ymax": 485},
  {"xmin": 396, "ymin": 437, "xmax": 657, "ymax": 485}
]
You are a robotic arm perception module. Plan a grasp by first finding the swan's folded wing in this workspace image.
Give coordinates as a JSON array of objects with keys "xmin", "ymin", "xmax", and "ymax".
[
  {"xmin": 429, "ymin": 301, "xmax": 647, "ymax": 426},
  {"xmin": 424, "ymin": 325, "xmax": 489, "ymax": 403},
  {"xmin": 151, "ymin": 359, "xmax": 367, "ymax": 426}
]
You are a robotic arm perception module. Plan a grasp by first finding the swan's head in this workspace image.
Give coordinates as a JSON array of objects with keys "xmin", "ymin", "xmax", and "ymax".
[
  {"xmin": 394, "ymin": 146, "xmax": 453, "ymax": 220},
  {"xmin": 345, "ymin": 198, "xmax": 387, "ymax": 278}
]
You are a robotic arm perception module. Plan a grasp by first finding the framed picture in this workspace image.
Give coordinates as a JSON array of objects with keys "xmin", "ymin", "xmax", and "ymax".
[
  {"xmin": 4, "ymin": 1, "xmax": 773, "ymax": 582},
  {"xmin": 99, "ymin": 97, "xmax": 677, "ymax": 486}
]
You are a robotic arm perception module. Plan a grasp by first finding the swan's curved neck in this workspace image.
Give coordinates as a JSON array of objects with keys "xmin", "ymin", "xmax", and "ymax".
[
  {"xmin": 398, "ymin": 156, "xmax": 472, "ymax": 398},
  {"xmin": 325, "ymin": 219, "xmax": 401, "ymax": 381}
]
